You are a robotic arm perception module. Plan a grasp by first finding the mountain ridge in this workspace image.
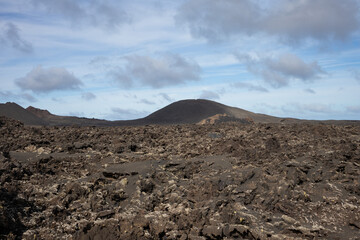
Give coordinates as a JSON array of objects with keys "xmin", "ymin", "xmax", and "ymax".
[
  {"xmin": 26, "ymin": 106, "xmax": 53, "ymax": 119},
  {"xmin": 1, "ymin": 99, "xmax": 359, "ymax": 126},
  {"xmin": 0, "ymin": 102, "xmax": 47, "ymax": 126}
]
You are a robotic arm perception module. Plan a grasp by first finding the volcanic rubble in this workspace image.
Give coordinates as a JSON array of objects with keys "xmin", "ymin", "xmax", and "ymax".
[{"xmin": 0, "ymin": 116, "xmax": 359, "ymax": 239}]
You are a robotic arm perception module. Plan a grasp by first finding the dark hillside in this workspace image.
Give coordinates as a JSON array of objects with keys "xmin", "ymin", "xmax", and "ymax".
[{"xmin": 0, "ymin": 102, "xmax": 47, "ymax": 126}]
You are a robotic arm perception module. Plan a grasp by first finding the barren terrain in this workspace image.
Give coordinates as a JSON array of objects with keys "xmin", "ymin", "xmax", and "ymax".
[
  {"xmin": 0, "ymin": 116, "xmax": 359, "ymax": 239},
  {"xmin": 0, "ymin": 100, "xmax": 282, "ymax": 127}
]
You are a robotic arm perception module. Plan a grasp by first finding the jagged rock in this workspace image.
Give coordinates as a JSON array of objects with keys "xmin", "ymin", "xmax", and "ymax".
[
  {"xmin": 281, "ymin": 215, "xmax": 297, "ymax": 225},
  {"xmin": 0, "ymin": 121, "xmax": 358, "ymax": 239},
  {"xmin": 96, "ymin": 210, "xmax": 115, "ymax": 219},
  {"xmin": 140, "ymin": 179, "xmax": 155, "ymax": 193},
  {"xmin": 76, "ymin": 220, "xmax": 120, "ymax": 240},
  {"xmin": 74, "ymin": 142, "xmax": 90, "ymax": 149},
  {"xmin": 202, "ymin": 225, "xmax": 223, "ymax": 238},
  {"xmin": 111, "ymin": 189, "xmax": 128, "ymax": 202}
]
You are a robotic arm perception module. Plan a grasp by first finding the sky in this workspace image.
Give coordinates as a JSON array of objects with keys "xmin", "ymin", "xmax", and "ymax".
[{"xmin": 1, "ymin": 0, "xmax": 360, "ymax": 120}]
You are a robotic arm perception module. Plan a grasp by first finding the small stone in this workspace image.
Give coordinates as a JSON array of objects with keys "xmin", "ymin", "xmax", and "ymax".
[
  {"xmin": 119, "ymin": 178, "xmax": 128, "ymax": 187},
  {"xmin": 281, "ymin": 215, "xmax": 297, "ymax": 225},
  {"xmin": 111, "ymin": 189, "xmax": 128, "ymax": 202},
  {"xmin": 349, "ymin": 215, "xmax": 360, "ymax": 229},
  {"xmin": 96, "ymin": 210, "xmax": 115, "ymax": 219},
  {"xmin": 74, "ymin": 142, "xmax": 89, "ymax": 149},
  {"xmin": 202, "ymin": 225, "xmax": 223, "ymax": 238},
  {"xmin": 188, "ymin": 235, "xmax": 206, "ymax": 240},
  {"xmin": 129, "ymin": 144, "xmax": 138, "ymax": 152},
  {"xmin": 140, "ymin": 179, "xmax": 154, "ymax": 193},
  {"xmin": 223, "ymin": 224, "xmax": 249, "ymax": 237}
]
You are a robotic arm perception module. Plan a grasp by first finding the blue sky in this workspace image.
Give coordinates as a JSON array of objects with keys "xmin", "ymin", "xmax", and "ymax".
[{"xmin": 1, "ymin": 0, "xmax": 360, "ymax": 120}]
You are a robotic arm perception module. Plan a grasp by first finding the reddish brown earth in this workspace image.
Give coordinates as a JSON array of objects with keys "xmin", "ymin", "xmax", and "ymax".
[{"xmin": 0, "ymin": 116, "xmax": 359, "ymax": 239}]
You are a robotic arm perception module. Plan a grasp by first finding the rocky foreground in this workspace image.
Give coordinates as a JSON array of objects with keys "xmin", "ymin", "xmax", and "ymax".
[{"xmin": 0, "ymin": 116, "xmax": 359, "ymax": 239}]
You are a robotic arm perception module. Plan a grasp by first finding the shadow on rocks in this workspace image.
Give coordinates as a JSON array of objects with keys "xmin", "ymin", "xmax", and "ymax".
[{"xmin": 0, "ymin": 188, "xmax": 38, "ymax": 239}]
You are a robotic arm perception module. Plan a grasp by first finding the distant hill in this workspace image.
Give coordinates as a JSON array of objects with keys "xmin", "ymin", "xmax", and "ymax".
[
  {"xmin": 26, "ymin": 105, "xmax": 112, "ymax": 126},
  {"xmin": 1, "ymin": 99, "xmax": 359, "ymax": 126},
  {"xmin": 26, "ymin": 106, "xmax": 53, "ymax": 119},
  {"xmin": 141, "ymin": 99, "xmax": 280, "ymax": 124},
  {"xmin": 0, "ymin": 102, "xmax": 47, "ymax": 126}
]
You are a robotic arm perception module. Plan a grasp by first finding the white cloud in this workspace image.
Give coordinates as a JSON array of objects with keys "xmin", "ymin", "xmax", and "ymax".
[
  {"xmin": 110, "ymin": 53, "xmax": 201, "ymax": 88},
  {"xmin": 0, "ymin": 22, "xmax": 33, "ymax": 53},
  {"xmin": 81, "ymin": 92, "xmax": 96, "ymax": 101},
  {"xmin": 347, "ymin": 105, "xmax": 360, "ymax": 113},
  {"xmin": 68, "ymin": 111, "xmax": 85, "ymax": 117},
  {"xmin": 304, "ymin": 88, "xmax": 316, "ymax": 94},
  {"xmin": 264, "ymin": 0, "xmax": 360, "ymax": 43},
  {"xmin": 350, "ymin": 69, "xmax": 360, "ymax": 83},
  {"xmin": 176, "ymin": 0, "xmax": 360, "ymax": 44},
  {"xmin": 159, "ymin": 93, "xmax": 174, "ymax": 102},
  {"xmin": 0, "ymin": 91, "xmax": 37, "ymax": 103},
  {"xmin": 176, "ymin": 0, "xmax": 260, "ymax": 42},
  {"xmin": 199, "ymin": 90, "xmax": 220, "ymax": 100},
  {"xmin": 281, "ymin": 103, "xmax": 335, "ymax": 115},
  {"xmin": 302, "ymin": 104, "xmax": 334, "ymax": 114},
  {"xmin": 111, "ymin": 107, "xmax": 149, "ymax": 120},
  {"xmin": 138, "ymin": 99, "xmax": 155, "ymax": 105},
  {"xmin": 236, "ymin": 53, "xmax": 325, "ymax": 88},
  {"xmin": 15, "ymin": 66, "xmax": 83, "ymax": 93},
  {"xmin": 31, "ymin": 0, "xmax": 130, "ymax": 30},
  {"xmin": 21, "ymin": 93, "xmax": 38, "ymax": 102},
  {"xmin": 266, "ymin": 54, "xmax": 324, "ymax": 81},
  {"xmin": 231, "ymin": 82, "xmax": 268, "ymax": 92}
]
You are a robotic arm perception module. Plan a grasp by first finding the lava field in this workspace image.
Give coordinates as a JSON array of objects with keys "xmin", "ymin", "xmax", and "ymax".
[{"xmin": 0, "ymin": 116, "xmax": 359, "ymax": 239}]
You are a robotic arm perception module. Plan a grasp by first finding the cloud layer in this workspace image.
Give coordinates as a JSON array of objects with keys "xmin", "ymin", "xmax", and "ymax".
[
  {"xmin": 236, "ymin": 53, "xmax": 325, "ymax": 88},
  {"xmin": 351, "ymin": 69, "xmax": 360, "ymax": 83},
  {"xmin": 231, "ymin": 82, "xmax": 268, "ymax": 92},
  {"xmin": 31, "ymin": 0, "xmax": 130, "ymax": 29},
  {"xmin": 0, "ymin": 91, "xmax": 37, "ymax": 103},
  {"xmin": 0, "ymin": 22, "xmax": 33, "ymax": 53},
  {"xmin": 176, "ymin": 0, "xmax": 360, "ymax": 43},
  {"xmin": 15, "ymin": 66, "xmax": 83, "ymax": 93},
  {"xmin": 110, "ymin": 53, "xmax": 201, "ymax": 88},
  {"xmin": 138, "ymin": 99, "xmax": 155, "ymax": 105},
  {"xmin": 159, "ymin": 93, "xmax": 174, "ymax": 102},
  {"xmin": 111, "ymin": 107, "xmax": 148, "ymax": 120},
  {"xmin": 347, "ymin": 105, "xmax": 360, "ymax": 113},
  {"xmin": 81, "ymin": 92, "xmax": 96, "ymax": 101},
  {"xmin": 0, "ymin": 0, "xmax": 358, "ymax": 121},
  {"xmin": 199, "ymin": 90, "xmax": 220, "ymax": 100},
  {"xmin": 282, "ymin": 103, "xmax": 335, "ymax": 115}
]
